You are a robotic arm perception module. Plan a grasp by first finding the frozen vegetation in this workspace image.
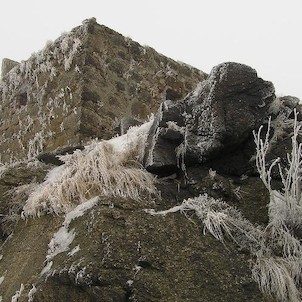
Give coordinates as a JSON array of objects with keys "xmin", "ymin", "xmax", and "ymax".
[
  {"xmin": 10, "ymin": 283, "xmax": 24, "ymax": 302},
  {"xmin": 27, "ymin": 284, "xmax": 37, "ymax": 302},
  {"xmin": 22, "ymin": 119, "xmax": 158, "ymax": 217}
]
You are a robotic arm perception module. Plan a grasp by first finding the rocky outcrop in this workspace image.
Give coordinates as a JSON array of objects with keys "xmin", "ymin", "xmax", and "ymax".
[
  {"xmin": 0, "ymin": 196, "xmax": 269, "ymax": 302},
  {"xmin": 1, "ymin": 18, "xmax": 302, "ymax": 302},
  {"xmin": 144, "ymin": 62, "xmax": 275, "ymax": 174},
  {"xmin": 37, "ymin": 145, "xmax": 84, "ymax": 165},
  {"xmin": 0, "ymin": 162, "xmax": 50, "ymax": 243}
]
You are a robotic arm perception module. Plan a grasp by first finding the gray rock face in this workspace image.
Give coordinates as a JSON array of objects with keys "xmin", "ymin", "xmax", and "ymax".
[
  {"xmin": 37, "ymin": 145, "xmax": 84, "ymax": 165},
  {"xmin": 0, "ymin": 163, "xmax": 50, "ymax": 242},
  {"xmin": 144, "ymin": 62, "xmax": 275, "ymax": 173},
  {"xmin": 144, "ymin": 100, "xmax": 186, "ymax": 174},
  {"xmin": 1, "ymin": 58, "xmax": 19, "ymax": 78},
  {"xmin": 0, "ymin": 196, "xmax": 269, "ymax": 302}
]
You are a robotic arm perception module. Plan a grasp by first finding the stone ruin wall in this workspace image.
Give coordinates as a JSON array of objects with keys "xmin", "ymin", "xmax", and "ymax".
[
  {"xmin": 0, "ymin": 18, "xmax": 206, "ymax": 164},
  {"xmin": 0, "ymin": 23, "xmax": 87, "ymax": 164}
]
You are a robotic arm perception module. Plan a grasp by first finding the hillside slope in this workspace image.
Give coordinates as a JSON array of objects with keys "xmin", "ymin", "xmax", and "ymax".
[{"xmin": 1, "ymin": 18, "xmax": 302, "ymax": 302}]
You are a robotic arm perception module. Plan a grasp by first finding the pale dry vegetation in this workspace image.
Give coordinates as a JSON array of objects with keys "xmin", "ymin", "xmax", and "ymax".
[{"xmin": 22, "ymin": 120, "xmax": 159, "ymax": 217}]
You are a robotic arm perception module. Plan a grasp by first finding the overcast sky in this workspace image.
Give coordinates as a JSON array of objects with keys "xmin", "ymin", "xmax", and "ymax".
[{"xmin": 0, "ymin": 0, "xmax": 301, "ymax": 99}]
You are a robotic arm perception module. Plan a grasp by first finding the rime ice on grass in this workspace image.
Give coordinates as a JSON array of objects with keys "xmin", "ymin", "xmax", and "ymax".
[
  {"xmin": 252, "ymin": 110, "xmax": 302, "ymax": 302},
  {"xmin": 146, "ymin": 193, "xmax": 260, "ymax": 247},
  {"xmin": 68, "ymin": 245, "xmax": 80, "ymax": 257},
  {"xmin": 27, "ymin": 284, "xmax": 37, "ymax": 302},
  {"xmin": 0, "ymin": 23, "xmax": 85, "ymax": 165},
  {"xmin": 11, "ymin": 283, "xmax": 24, "ymax": 302},
  {"xmin": 22, "ymin": 120, "xmax": 158, "ymax": 217}
]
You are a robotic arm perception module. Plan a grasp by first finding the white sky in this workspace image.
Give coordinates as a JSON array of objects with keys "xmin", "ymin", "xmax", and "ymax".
[{"xmin": 0, "ymin": 0, "xmax": 301, "ymax": 99}]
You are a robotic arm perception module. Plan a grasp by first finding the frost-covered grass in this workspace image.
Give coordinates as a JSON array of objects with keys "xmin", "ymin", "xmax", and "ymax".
[
  {"xmin": 146, "ymin": 193, "xmax": 261, "ymax": 249},
  {"xmin": 11, "ymin": 283, "xmax": 24, "ymax": 302},
  {"xmin": 68, "ymin": 245, "xmax": 80, "ymax": 257},
  {"xmin": 27, "ymin": 284, "xmax": 37, "ymax": 302},
  {"xmin": 252, "ymin": 257, "xmax": 302, "ymax": 302},
  {"xmin": 0, "ymin": 159, "xmax": 25, "ymax": 179},
  {"xmin": 146, "ymin": 192, "xmax": 302, "ymax": 302},
  {"xmin": 0, "ymin": 183, "xmax": 37, "ymax": 238},
  {"xmin": 22, "ymin": 120, "xmax": 158, "ymax": 217},
  {"xmin": 251, "ymin": 109, "xmax": 302, "ymax": 301},
  {"xmin": 1, "ymin": 26, "xmax": 84, "ymax": 97},
  {"xmin": 253, "ymin": 110, "xmax": 302, "ymax": 230}
]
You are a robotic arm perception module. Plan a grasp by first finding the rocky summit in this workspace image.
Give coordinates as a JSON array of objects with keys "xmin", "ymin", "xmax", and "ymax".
[
  {"xmin": 0, "ymin": 18, "xmax": 302, "ymax": 302},
  {"xmin": 0, "ymin": 18, "xmax": 205, "ymax": 164}
]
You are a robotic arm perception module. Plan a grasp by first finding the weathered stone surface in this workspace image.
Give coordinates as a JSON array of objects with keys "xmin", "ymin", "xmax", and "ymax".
[
  {"xmin": 0, "ymin": 162, "xmax": 50, "ymax": 241},
  {"xmin": 206, "ymin": 95, "xmax": 302, "ymax": 177},
  {"xmin": 1, "ymin": 58, "xmax": 19, "ymax": 78},
  {"xmin": 144, "ymin": 100, "xmax": 186, "ymax": 174},
  {"xmin": 269, "ymin": 95, "xmax": 301, "ymax": 118},
  {"xmin": 0, "ymin": 215, "xmax": 62, "ymax": 300},
  {"xmin": 0, "ymin": 197, "xmax": 269, "ymax": 302},
  {"xmin": 144, "ymin": 62, "xmax": 275, "ymax": 173},
  {"xmin": 120, "ymin": 116, "xmax": 143, "ymax": 135},
  {"xmin": 184, "ymin": 62, "xmax": 275, "ymax": 163},
  {"xmin": 0, "ymin": 18, "xmax": 206, "ymax": 164},
  {"xmin": 37, "ymin": 145, "xmax": 84, "ymax": 165}
]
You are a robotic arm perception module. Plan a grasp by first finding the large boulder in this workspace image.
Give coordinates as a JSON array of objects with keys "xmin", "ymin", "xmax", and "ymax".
[
  {"xmin": 144, "ymin": 62, "xmax": 275, "ymax": 173},
  {"xmin": 0, "ymin": 197, "xmax": 269, "ymax": 302}
]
